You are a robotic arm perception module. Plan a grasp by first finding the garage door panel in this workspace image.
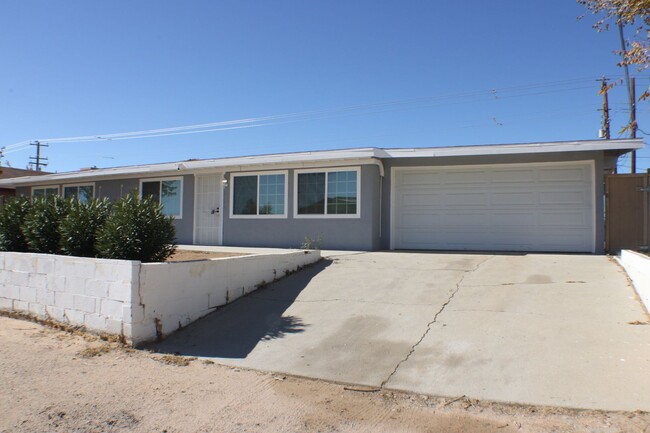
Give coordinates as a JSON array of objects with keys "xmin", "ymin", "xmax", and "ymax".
[{"xmin": 393, "ymin": 163, "xmax": 594, "ymax": 252}]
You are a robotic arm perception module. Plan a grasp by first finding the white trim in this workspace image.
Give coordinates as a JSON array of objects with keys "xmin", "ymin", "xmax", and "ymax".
[
  {"xmin": 293, "ymin": 167, "xmax": 361, "ymax": 219},
  {"xmin": 390, "ymin": 160, "xmax": 597, "ymax": 252},
  {"xmin": 229, "ymin": 170, "xmax": 288, "ymax": 219},
  {"xmin": 139, "ymin": 176, "xmax": 184, "ymax": 219}
]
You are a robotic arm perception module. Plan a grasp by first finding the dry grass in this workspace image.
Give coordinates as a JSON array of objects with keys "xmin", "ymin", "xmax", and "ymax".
[
  {"xmin": 156, "ymin": 354, "xmax": 196, "ymax": 367},
  {"xmin": 166, "ymin": 250, "xmax": 248, "ymax": 262},
  {"xmin": 78, "ymin": 344, "xmax": 112, "ymax": 358}
]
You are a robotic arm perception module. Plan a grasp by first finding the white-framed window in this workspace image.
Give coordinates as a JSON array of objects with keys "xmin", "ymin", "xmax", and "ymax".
[
  {"xmin": 230, "ymin": 171, "xmax": 288, "ymax": 219},
  {"xmin": 63, "ymin": 184, "xmax": 94, "ymax": 203},
  {"xmin": 31, "ymin": 186, "xmax": 59, "ymax": 199},
  {"xmin": 294, "ymin": 167, "xmax": 360, "ymax": 218},
  {"xmin": 140, "ymin": 177, "xmax": 183, "ymax": 218}
]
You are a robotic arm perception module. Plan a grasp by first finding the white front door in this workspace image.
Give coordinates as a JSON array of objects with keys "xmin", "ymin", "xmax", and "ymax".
[{"xmin": 194, "ymin": 174, "xmax": 223, "ymax": 245}]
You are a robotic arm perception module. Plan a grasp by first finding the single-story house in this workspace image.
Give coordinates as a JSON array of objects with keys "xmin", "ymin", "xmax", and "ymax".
[
  {"xmin": 0, "ymin": 138, "xmax": 642, "ymax": 254},
  {"xmin": 0, "ymin": 167, "xmax": 49, "ymax": 201}
]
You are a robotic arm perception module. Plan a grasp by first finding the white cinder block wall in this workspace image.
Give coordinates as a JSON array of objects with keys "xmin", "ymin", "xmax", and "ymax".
[
  {"xmin": 618, "ymin": 250, "xmax": 650, "ymax": 313},
  {"xmin": 0, "ymin": 250, "xmax": 320, "ymax": 345},
  {"xmin": 0, "ymin": 253, "xmax": 139, "ymax": 336}
]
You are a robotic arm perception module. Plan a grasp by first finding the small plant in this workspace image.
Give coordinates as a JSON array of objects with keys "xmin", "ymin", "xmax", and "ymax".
[
  {"xmin": 0, "ymin": 196, "xmax": 31, "ymax": 252},
  {"xmin": 301, "ymin": 233, "xmax": 323, "ymax": 250},
  {"xmin": 59, "ymin": 198, "xmax": 111, "ymax": 257},
  {"xmin": 22, "ymin": 196, "xmax": 71, "ymax": 254},
  {"xmin": 96, "ymin": 192, "xmax": 177, "ymax": 262}
]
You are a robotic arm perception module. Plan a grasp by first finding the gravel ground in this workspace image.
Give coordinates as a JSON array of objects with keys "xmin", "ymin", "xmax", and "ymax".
[{"xmin": 1, "ymin": 316, "xmax": 648, "ymax": 433}]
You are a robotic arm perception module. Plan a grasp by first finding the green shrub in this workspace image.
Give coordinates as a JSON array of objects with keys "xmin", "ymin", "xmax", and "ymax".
[
  {"xmin": 96, "ymin": 193, "xmax": 176, "ymax": 262},
  {"xmin": 0, "ymin": 196, "xmax": 31, "ymax": 252},
  {"xmin": 59, "ymin": 198, "xmax": 111, "ymax": 257},
  {"xmin": 22, "ymin": 196, "xmax": 71, "ymax": 254}
]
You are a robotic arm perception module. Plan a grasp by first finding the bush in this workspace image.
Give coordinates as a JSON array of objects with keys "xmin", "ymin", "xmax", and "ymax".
[
  {"xmin": 96, "ymin": 193, "xmax": 177, "ymax": 262},
  {"xmin": 22, "ymin": 196, "xmax": 71, "ymax": 254},
  {"xmin": 59, "ymin": 198, "xmax": 111, "ymax": 257},
  {"xmin": 0, "ymin": 196, "xmax": 31, "ymax": 252}
]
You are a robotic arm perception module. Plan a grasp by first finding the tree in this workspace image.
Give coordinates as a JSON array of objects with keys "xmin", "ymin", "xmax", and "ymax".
[{"xmin": 578, "ymin": 0, "xmax": 650, "ymax": 70}]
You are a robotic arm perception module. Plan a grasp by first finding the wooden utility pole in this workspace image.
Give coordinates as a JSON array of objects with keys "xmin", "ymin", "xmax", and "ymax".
[
  {"xmin": 600, "ymin": 77, "xmax": 611, "ymax": 140},
  {"xmin": 631, "ymin": 76, "xmax": 637, "ymax": 173},
  {"xmin": 29, "ymin": 141, "xmax": 48, "ymax": 171}
]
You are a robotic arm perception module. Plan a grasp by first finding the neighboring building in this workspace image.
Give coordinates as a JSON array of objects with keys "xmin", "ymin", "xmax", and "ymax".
[
  {"xmin": 0, "ymin": 138, "xmax": 642, "ymax": 253},
  {"xmin": 0, "ymin": 167, "xmax": 49, "ymax": 202}
]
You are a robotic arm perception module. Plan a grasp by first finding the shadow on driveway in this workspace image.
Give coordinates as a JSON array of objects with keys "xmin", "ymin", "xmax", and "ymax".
[{"xmin": 148, "ymin": 259, "xmax": 332, "ymax": 359}]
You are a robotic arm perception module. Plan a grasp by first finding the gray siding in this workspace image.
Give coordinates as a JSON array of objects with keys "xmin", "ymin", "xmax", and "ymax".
[
  {"xmin": 380, "ymin": 151, "xmax": 605, "ymax": 253},
  {"xmin": 222, "ymin": 165, "xmax": 381, "ymax": 250}
]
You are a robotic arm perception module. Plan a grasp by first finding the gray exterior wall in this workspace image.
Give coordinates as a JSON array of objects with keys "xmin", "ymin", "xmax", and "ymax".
[
  {"xmin": 380, "ymin": 151, "xmax": 606, "ymax": 253},
  {"xmin": 17, "ymin": 175, "xmax": 195, "ymax": 245},
  {"xmin": 222, "ymin": 164, "xmax": 381, "ymax": 250}
]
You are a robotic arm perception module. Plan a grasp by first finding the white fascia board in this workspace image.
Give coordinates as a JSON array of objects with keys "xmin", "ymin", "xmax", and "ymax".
[{"xmin": 381, "ymin": 139, "xmax": 644, "ymax": 158}]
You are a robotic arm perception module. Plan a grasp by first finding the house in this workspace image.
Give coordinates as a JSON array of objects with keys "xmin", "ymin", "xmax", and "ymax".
[
  {"xmin": 0, "ymin": 166, "xmax": 49, "ymax": 203},
  {"xmin": 0, "ymin": 138, "xmax": 642, "ymax": 253}
]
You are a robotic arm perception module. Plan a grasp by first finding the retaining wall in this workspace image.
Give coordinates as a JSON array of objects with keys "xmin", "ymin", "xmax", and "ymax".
[
  {"xmin": 618, "ymin": 250, "xmax": 650, "ymax": 313},
  {"xmin": 0, "ymin": 250, "xmax": 320, "ymax": 344}
]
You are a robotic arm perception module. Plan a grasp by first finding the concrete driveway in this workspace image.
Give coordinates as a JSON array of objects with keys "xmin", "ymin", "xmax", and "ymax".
[{"xmin": 153, "ymin": 252, "xmax": 650, "ymax": 411}]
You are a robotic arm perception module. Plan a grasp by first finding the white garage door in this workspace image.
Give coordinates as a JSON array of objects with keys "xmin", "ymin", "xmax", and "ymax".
[{"xmin": 391, "ymin": 162, "xmax": 595, "ymax": 252}]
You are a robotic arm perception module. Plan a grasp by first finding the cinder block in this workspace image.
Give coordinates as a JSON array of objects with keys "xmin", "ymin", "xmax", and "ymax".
[
  {"xmin": 35, "ymin": 287, "xmax": 54, "ymax": 305},
  {"xmin": 73, "ymin": 295, "xmax": 96, "ymax": 314},
  {"xmin": 108, "ymin": 281, "xmax": 132, "ymax": 302},
  {"xmin": 35, "ymin": 257, "xmax": 55, "ymax": 274},
  {"xmin": 0, "ymin": 297, "xmax": 13, "ymax": 310},
  {"xmin": 105, "ymin": 319, "xmax": 123, "ymax": 335},
  {"xmin": 64, "ymin": 309, "xmax": 85, "ymax": 325},
  {"xmin": 0, "ymin": 285, "xmax": 19, "ymax": 300},
  {"xmin": 28, "ymin": 273, "xmax": 47, "ymax": 289},
  {"xmin": 28, "ymin": 302, "xmax": 45, "ymax": 317},
  {"xmin": 47, "ymin": 275, "xmax": 66, "ymax": 292},
  {"xmin": 9, "ymin": 271, "xmax": 29, "ymax": 287},
  {"xmin": 19, "ymin": 286, "xmax": 37, "ymax": 303},
  {"xmin": 84, "ymin": 313, "xmax": 106, "ymax": 331},
  {"xmin": 128, "ymin": 304, "xmax": 145, "ymax": 323},
  {"xmin": 64, "ymin": 276, "xmax": 88, "ymax": 295},
  {"xmin": 85, "ymin": 279, "xmax": 109, "ymax": 298},
  {"xmin": 6, "ymin": 254, "xmax": 37, "ymax": 273},
  {"xmin": 100, "ymin": 299, "xmax": 123, "ymax": 319},
  {"xmin": 45, "ymin": 305, "xmax": 66, "ymax": 322},
  {"xmin": 13, "ymin": 300, "xmax": 29, "ymax": 312},
  {"xmin": 54, "ymin": 292, "xmax": 75, "ymax": 310},
  {"xmin": 72, "ymin": 260, "xmax": 96, "ymax": 278}
]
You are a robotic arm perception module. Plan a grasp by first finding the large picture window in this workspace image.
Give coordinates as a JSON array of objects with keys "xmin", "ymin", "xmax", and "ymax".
[
  {"xmin": 140, "ymin": 177, "xmax": 183, "ymax": 218},
  {"xmin": 295, "ymin": 168, "xmax": 360, "ymax": 218},
  {"xmin": 231, "ymin": 172, "xmax": 287, "ymax": 218},
  {"xmin": 63, "ymin": 184, "xmax": 94, "ymax": 203}
]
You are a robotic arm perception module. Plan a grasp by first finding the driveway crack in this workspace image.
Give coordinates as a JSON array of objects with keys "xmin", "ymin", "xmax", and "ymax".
[{"xmin": 379, "ymin": 256, "xmax": 493, "ymax": 388}]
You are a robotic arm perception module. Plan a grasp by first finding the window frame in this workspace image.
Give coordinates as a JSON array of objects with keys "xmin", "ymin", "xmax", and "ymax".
[
  {"xmin": 293, "ymin": 167, "xmax": 361, "ymax": 219},
  {"xmin": 139, "ymin": 176, "xmax": 184, "ymax": 219},
  {"xmin": 31, "ymin": 185, "xmax": 60, "ymax": 198},
  {"xmin": 62, "ymin": 183, "xmax": 95, "ymax": 202},
  {"xmin": 229, "ymin": 170, "xmax": 289, "ymax": 219}
]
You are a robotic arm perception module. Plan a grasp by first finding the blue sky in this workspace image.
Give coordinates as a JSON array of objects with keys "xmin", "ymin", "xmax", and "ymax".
[{"xmin": 1, "ymin": 1, "xmax": 648, "ymax": 172}]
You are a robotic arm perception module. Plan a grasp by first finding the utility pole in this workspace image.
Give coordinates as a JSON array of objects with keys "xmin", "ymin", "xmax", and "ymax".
[
  {"xmin": 29, "ymin": 141, "xmax": 48, "ymax": 171},
  {"xmin": 599, "ymin": 77, "xmax": 611, "ymax": 140},
  {"xmin": 631, "ymin": 76, "xmax": 637, "ymax": 173}
]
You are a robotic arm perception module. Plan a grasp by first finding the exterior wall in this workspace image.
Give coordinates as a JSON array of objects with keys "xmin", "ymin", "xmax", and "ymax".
[
  {"xmin": 136, "ymin": 250, "xmax": 320, "ymax": 340},
  {"xmin": 222, "ymin": 164, "xmax": 381, "ymax": 250},
  {"xmin": 617, "ymin": 250, "xmax": 650, "ymax": 313},
  {"xmin": 16, "ymin": 186, "xmax": 29, "ymax": 197},
  {"xmin": 0, "ymin": 252, "xmax": 139, "ymax": 335},
  {"xmin": 380, "ymin": 151, "xmax": 606, "ymax": 253},
  {"xmin": 0, "ymin": 250, "xmax": 321, "ymax": 345}
]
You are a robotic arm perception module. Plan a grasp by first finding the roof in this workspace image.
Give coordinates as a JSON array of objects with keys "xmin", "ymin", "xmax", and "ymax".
[
  {"xmin": 0, "ymin": 138, "xmax": 642, "ymax": 187},
  {"xmin": 0, "ymin": 167, "xmax": 49, "ymax": 180}
]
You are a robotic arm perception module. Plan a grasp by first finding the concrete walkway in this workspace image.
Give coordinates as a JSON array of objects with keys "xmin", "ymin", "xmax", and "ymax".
[{"xmin": 153, "ymin": 251, "xmax": 650, "ymax": 411}]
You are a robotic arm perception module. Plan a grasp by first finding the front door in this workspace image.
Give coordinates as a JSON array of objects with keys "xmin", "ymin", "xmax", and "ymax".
[{"xmin": 194, "ymin": 174, "xmax": 223, "ymax": 245}]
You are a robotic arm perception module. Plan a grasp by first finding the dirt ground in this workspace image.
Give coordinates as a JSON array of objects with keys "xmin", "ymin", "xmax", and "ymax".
[
  {"xmin": 1, "ymin": 317, "xmax": 648, "ymax": 433},
  {"xmin": 166, "ymin": 250, "xmax": 247, "ymax": 262}
]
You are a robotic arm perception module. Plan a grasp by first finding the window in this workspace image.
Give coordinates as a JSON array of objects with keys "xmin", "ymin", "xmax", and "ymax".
[
  {"xmin": 140, "ymin": 177, "xmax": 183, "ymax": 218},
  {"xmin": 63, "ymin": 184, "xmax": 94, "ymax": 203},
  {"xmin": 295, "ymin": 168, "xmax": 360, "ymax": 218},
  {"xmin": 32, "ymin": 186, "xmax": 59, "ymax": 198},
  {"xmin": 231, "ymin": 171, "xmax": 287, "ymax": 218}
]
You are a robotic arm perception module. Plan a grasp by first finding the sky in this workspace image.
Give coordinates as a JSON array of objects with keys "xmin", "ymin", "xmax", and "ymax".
[{"xmin": 1, "ymin": 1, "xmax": 649, "ymax": 173}]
